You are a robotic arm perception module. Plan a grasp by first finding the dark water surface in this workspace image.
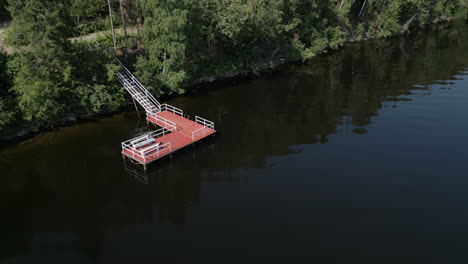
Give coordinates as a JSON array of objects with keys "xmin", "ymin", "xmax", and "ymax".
[{"xmin": 1, "ymin": 22, "xmax": 468, "ymax": 263}]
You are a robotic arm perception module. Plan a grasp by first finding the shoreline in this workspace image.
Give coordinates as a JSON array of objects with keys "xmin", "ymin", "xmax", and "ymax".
[{"xmin": 0, "ymin": 18, "xmax": 461, "ymax": 148}]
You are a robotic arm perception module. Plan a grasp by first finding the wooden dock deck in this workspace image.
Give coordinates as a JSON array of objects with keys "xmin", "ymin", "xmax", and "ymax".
[{"xmin": 121, "ymin": 110, "xmax": 216, "ymax": 168}]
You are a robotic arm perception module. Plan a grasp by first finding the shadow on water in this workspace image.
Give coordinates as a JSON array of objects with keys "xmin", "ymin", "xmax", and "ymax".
[{"xmin": 0, "ymin": 21, "xmax": 467, "ymax": 263}]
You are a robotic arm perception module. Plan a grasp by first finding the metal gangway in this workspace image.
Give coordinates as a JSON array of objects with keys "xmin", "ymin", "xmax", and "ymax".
[{"xmin": 115, "ymin": 59, "xmax": 161, "ymax": 116}]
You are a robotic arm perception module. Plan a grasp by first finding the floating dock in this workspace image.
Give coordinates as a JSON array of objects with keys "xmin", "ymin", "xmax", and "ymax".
[
  {"xmin": 115, "ymin": 59, "xmax": 216, "ymax": 169},
  {"xmin": 121, "ymin": 106, "xmax": 215, "ymax": 167}
]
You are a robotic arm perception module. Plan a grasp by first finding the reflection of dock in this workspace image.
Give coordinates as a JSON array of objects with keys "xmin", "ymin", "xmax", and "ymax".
[
  {"xmin": 124, "ymin": 161, "xmax": 151, "ymax": 184},
  {"xmin": 123, "ymin": 158, "xmax": 204, "ymax": 225},
  {"xmin": 115, "ymin": 59, "xmax": 216, "ymax": 170}
]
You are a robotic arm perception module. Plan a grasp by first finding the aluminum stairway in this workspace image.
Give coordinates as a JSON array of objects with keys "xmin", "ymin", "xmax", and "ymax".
[{"xmin": 115, "ymin": 59, "xmax": 161, "ymax": 116}]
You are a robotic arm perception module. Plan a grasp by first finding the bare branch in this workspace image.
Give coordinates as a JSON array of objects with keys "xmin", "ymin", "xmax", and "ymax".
[{"xmin": 358, "ymin": 0, "xmax": 368, "ymax": 19}]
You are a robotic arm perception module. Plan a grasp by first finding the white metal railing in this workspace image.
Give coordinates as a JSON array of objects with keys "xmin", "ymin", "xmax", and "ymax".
[
  {"xmin": 121, "ymin": 128, "xmax": 173, "ymax": 163},
  {"xmin": 152, "ymin": 115, "xmax": 177, "ymax": 131},
  {"xmin": 195, "ymin": 116, "xmax": 215, "ymax": 129},
  {"xmin": 122, "ymin": 128, "xmax": 169, "ymax": 147},
  {"xmin": 161, "ymin": 104, "xmax": 183, "ymax": 116},
  {"xmin": 117, "ymin": 71, "xmax": 160, "ymax": 115},
  {"xmin": 192, "ymin": 126, "xmax": 211, "ymax": 140},
  {"xmin": 118, "ymin": 71, "xmax": 160, "ymax": 109},
  {"xmin": 115, "ymin": 59, "xmax": 162, "ymax": 112},
  {"xmin": 192, "ymin": 116, "xmax": 215, "ymax": 140}
]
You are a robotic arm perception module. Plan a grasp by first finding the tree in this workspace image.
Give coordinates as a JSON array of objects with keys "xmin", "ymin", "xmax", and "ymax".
[
  {"xmin": 8, "ymin": 44, "xmax": 74, "ymax": 125},
  {"xmin": 7, "ymin": 0, "xmax": 124, "ymax": 126},
  {"xmin": 134, "ymin": 0, "xmax": 348, "ymax": 94},
  {"xmin": 135, "ymin": 0, "xmax": 192, "ymax": 95},
  {"xmin": 6, "ymin": 0, "xmax": 74, "ymax": 125},
  {"xmin": 71, "ymin": 42, "xmax": 124, "ymax": 114},
  {"xmin": 6, "ymin": 0, "xmax": 72, "ymax": 46},
  {"xmin": 69, "ymin": 0, "xmax": 107, "ymax": 24}
]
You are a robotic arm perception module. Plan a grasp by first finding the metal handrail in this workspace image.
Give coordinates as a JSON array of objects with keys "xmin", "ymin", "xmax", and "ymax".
[
  {"xmin": 152, "ymin": 115, "xmax": 177, "ymax": 131},
  {"xmin": 117, "ymin": 71, "xmax": 160, "ymax": 115},
  {"xmin": 132, "ymin": 76, "xmax": 161, "ymax": 109},
  {"xmin": 195, "ymin": 116, "xmax": 215, "ymax": 129},
  {"xmin": 142, "ymin": 142, "xmax": 171, "ymax": 157},
  {"xmin": 122, "ymin": 142, "xmax": 145, "ymax": 160},
  {"xmin": 122, "ymin": 142, "xmax": 172, "ymax": 163},
  {"xmin": 121, "ymin": 128, "xmax": 173, "ymax": 163},
  {"xmin": 161, "ymin": 104, "xmax": 183, "ymax": 116},
  {"xmin": 121, "ymin": 128, "xmax": 170, "ymax": 145},
  {"xmin": 115, "ymin": 59, "xmax": 162, "ymax": 111},
  {"xmin": 192, "ymin": 116, "xmax": 215, "ymax": 140},
  {"xmin": 192, "ymin": 126, "xmax": 210, "ymax": 140},
  {"xmin": 115, "ymin": 61, "xmax": 161, "ymax": 109}
]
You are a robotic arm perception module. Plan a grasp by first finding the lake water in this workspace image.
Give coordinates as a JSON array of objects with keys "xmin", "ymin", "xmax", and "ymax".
[{"xmin": 1, "ymin": 21, "xmax": 467, "ymax": 263}]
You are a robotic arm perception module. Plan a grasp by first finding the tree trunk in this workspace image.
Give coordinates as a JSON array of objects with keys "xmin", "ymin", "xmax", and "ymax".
[
  {"xmin": 107, "ymin": 0, "xmax": 117, "ymax": 51},
  {"xmin": 358, "ymin": 0, "xmax": 368, "ymax": 19},
  {"xmin": 119, "ymin": 0, "xmax": 129, "ymax": 60},
  {"xmin": 401, "ymin": 14, "xmax": 417, "ymax": 34}
]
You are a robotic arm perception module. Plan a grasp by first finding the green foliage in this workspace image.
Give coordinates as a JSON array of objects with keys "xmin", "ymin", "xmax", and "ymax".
[
  {"xmin": 69, "ymin": 0, "xmax": 107, "ymax": 24},
  {"xmin": 8, "ymin": 40, "xmax": 125, "ymax": 125},
  {"xmin": 135, "ymin": 0, "xmax": 192, "ymax": 95},
  {"xmin": 70, "ymin": 42, "xmax": 125, "ymax": 114},
  {"xmin": 8, "ymin": 45, "xmax": 73, "ymax": 125},
  {"xmin": 336, "ymin": 0, "xmax": 465, "ymax": 39},
  {"xmin": 6, "ymin": 0, "xmax": 111, "ymax": 39},
  {"xmin": 133, "ymin": 0, "xmax": 463, "ymax": 96},
  {"xmin": 454, "ymin": 0, "xmax": 468, "ymax": 19},
  {"xmin": 135, "ymin": 0, "xmax": 347, "ymax": 95},
  {"xmin": 6, "ymin": 0, "xmax": 72, "ymax": 47},
  {"xmin": 73, "ymin": 17, "xmax": 110, "ymax": 36},
  {"xmin": 69, "ymin": 0, "xmax": 122, "ymax": 37},
  {"xmin": 0, "ymin": 0, "xmax": 464, "ymax": 137},
  {"xmin": 6, "ymin": 0, "xmax": 73, "ymax": 125},
  {"xmin": 6, "ymin": 0, "xmax": 124, "ymax": 128},
  {"xmin": 367, "ymin": 0, "xmax": 402, "ymax": 38}
]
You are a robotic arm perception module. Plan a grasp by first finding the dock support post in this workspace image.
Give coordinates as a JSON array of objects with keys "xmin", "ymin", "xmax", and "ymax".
[
  {"xmin": 192, "ymin": 143, "xmax": 196, "ymax": 159},
  {"xmin": 132, "ymin": 97, "xmax": 140, "ymax": 119}
]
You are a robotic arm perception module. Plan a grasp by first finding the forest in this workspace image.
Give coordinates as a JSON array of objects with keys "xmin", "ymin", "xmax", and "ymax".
[{"xmin": 0, "ymin": 0, "xmax": 467, "ymax": 138}]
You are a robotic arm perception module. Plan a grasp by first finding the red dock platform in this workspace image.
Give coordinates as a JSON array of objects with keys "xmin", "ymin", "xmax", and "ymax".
[{"xmin": 121, "ymin": 105, "xmax": 216, "ymax": 167}]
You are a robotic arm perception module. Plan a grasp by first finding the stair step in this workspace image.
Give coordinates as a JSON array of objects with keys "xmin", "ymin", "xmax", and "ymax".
[{"xmin": 116, "ymin": 70, "xmax": 162, "ymax": 116}]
